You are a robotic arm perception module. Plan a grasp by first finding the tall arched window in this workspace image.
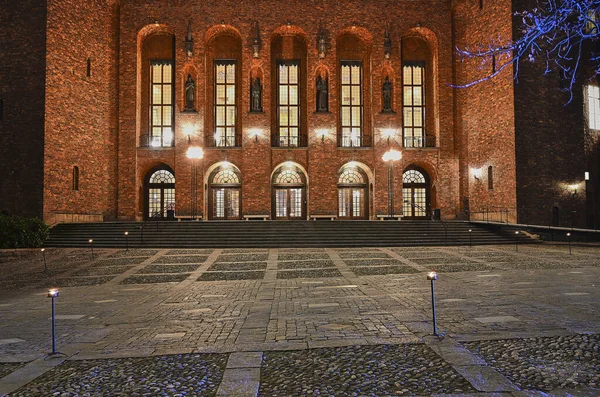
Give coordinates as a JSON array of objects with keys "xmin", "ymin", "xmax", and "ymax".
[
  {"xmin": 337, "ymin": 32, "xmax": 371, "ymax": 148},
  {"xmin": 402, "ymin": 167, "xmax": 430, "ymax": 219},
  {"xmin": 208, "ymin": 166, "xmax": 241, "ymax": 220},
  {"xmin": 402, "ymin": 36, "xmax": 432, "ymax": 148},
  {"xmin": 271, "ymin": 33, "xmax": 308, "ymax": 147},
  {"xmin": 145, "ymin": 168, "xmax": 175, "ymax": 219},
  {"xmin": 338, "ymin": 166, "xmax": 368, "ymax": 219},
  {"xmin": 141, "ymin": 33, "xmax": 175, "ymax": 148},
  {"xmin": 207, "ymin": 30, "xmax": 242, "ymax": 147},
  {"xmin": 272, "ymin": 165, "xmax": 306, "ymax": 219}
]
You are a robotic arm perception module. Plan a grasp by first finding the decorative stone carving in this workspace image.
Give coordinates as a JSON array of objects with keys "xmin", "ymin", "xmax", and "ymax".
[
  {"xmin": 382, "ymin": 76, "xmax": 393, "ymax": 112},
  {"xmin": 316, "ymin": 75, "xmax": 328, "ymax": 112},
  {"xmin": 251, "ymin": 77, "xmax": 262, "ymax": 112},
  {"xmin": 185, "ymin": 74, "xmax": 195, "ymax": 111}
]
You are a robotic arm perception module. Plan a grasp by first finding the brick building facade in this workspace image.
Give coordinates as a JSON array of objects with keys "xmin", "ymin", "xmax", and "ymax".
[{"xmin": 0, "ymin": 0, "xmax": 598, "ymax": 227}]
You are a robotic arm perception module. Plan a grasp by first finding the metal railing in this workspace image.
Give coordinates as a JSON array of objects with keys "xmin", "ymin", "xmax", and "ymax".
[
  {"xmin": 409, "ymin": 201, "xmax": 448, "ymax": 242},
  {"xmin": 139, "ymin": 134, "xmax": 175, "ymax": 148},
  {"xmin": 403, "ymin": 135, "xmax": 437, "ymax": 148},
  {"xmin": 140, "ymin": 211, "xmax": 162, "ymax": 244},
  {"xmin": 206, "ymin": 135, "xmax": 239, "ymax": 148},
  {"xmin": 469, "ymin": 207, "xmax": 517, "ymax": 224},
  {"xmin": 271, "ymin": 134, "xmax": 308, "ymax": 148},
  {"xmin": 339, "ymin": 134, "xmax": 373, "ymax": 148}
]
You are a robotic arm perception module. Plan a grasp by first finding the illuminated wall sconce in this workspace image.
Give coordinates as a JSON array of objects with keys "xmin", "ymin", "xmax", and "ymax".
[
  {"xmin": 183, "ymin": 124, "xmax": 196, "ymax": 143},
  {"xmin": 585, "ymin": 171, "xmax": 590, "ymax": 181},
  {"xmin": 316, "ymin": 129, "xmax": 329, "ymax": 143},
  {"xmin": 471, "ymin": 168, "xmax": 483, "ymax": 181},
  {"xmin": 569, "ymin": 184, "xmax": 578, "ymax": 197},
  {"xmin": 381, "ymin": 128, "xmax": 396, "ymax": 144},
  {"xmin": 248, "ymin": 129, "xmax": 262, "ymax": 143}
]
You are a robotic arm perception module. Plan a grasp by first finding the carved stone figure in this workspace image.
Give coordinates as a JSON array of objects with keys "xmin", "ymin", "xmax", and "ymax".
[
  {"xmin": 382, "ymin": 76, "xmax": 393, "ymax": 112},
  {"xmin": 316, "ymin": 75, "xmax": 328, "ymax": 112},
  {"xmin": 251, "ymin": 77, "xmax": 262, "ymax": 112},
  {"xmin": 185, "ymin": 74, "xmax": 195, "ymax": 110}
]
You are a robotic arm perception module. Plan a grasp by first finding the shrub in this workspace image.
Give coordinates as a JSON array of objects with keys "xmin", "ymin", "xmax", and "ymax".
[{"xmin": 0, "ymin": 214, "xmax": 49, "ymax": 248}]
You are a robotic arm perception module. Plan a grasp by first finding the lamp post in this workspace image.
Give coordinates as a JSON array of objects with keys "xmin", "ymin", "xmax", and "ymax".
[
  {"xmin": 186, "ymin": 146, "xmax": 205, "ymax": 220},
  {"xmin": 88, "ymin": 239, "xmax": 94, "ymax": 258},
  {"xmin": 46, "ymin": 289, "xmax": 63, "ymax": 357},
  {"xmin": 41, "ymin": 248, "xmax": 48, "ymax": 272},
  {"xmin": 382, "ymin": 150, "xmax": 402, "ymax": 218},
  {"xmin": 427, "ymin": 271, "xmax": 439, "ymax": 336}
]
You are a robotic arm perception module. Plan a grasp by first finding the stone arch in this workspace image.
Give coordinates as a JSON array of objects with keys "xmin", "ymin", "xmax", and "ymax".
[
  {"xmin": 271, "ymin": 161, "xmax": 308, "ymax": 220},
  {"xmin": 204, "ymin": 24, "xmax": 243, "ymax": 46},
  {"xmin": 204, "ymin": 161, "xmax": 243, "ymax": 220}
]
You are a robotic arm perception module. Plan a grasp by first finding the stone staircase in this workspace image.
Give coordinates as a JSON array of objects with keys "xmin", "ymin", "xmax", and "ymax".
[{"xmin": 44, "ymin": 220, "xmax": 533, "ymax": 248}]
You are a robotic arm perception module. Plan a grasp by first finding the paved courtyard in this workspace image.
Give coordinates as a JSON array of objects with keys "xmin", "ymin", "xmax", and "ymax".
[{"xmin": 0, "ymin": 244, "xmax": 599, "ymax": 396}]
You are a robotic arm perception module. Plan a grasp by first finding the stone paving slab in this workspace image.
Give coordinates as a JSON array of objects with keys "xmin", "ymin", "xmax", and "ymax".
[{"xmin": 0, "ymin": 245, "xmax": 599, "ymax": 396}]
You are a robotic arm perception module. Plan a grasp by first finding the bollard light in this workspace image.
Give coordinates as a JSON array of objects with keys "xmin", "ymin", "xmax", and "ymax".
[
  {"xmin": 515, "ymin": 231, "xmax": 519, "ymax": 252},
  {"xmin": 567, "ymin": 232, "xmax": 572, "ymax": 255},
  {"xmin": 468, "ymin": 229, "xmax": 472, "ymax": 247},
  {"xmin": 46, "ymin": 288, "xmax": 64, "ymax": 358},
  {"xmin": 427, "ymin": 271, "xmax": 438, "ymax": 336},
  {"xmin": 89, "ymin": 239, "xmax": 94, "ymax": 258},
  {"xmin": 41, "ymin": 248, "xmax": 48, "ymax": 272},
  {"xmin": 124, "ymin": 231, "xmax": 129, "ymax": 251}
]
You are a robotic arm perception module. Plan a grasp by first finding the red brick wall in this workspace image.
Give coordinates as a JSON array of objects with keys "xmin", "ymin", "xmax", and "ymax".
[
  {"xmin": 512, "ymin": 0, "xmax": 595, "ymax": 228},
  {"xmin": 115, "ymin": 0, "xmax": 471, "ymax": 221},
  {"xmin": 0, "ymin": 0, "xmax": 47, "ymax": 218},
  {"xmin": 453, "ymin": 0, "xmax": 517, "ymax": 222},
  {"xmin": 43, "ymin": 0, "xmax": 119, "ymax": 223}
]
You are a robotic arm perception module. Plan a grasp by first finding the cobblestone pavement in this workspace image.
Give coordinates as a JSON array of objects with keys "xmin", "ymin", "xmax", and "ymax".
[{"xmin": 0, "ymin": 244, "xmax": 598, "ymax": 396}]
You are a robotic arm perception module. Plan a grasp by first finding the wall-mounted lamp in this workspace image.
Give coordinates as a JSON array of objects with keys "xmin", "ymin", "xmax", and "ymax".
[
  {"xmin": 569, "ymin": 184, "xmax": 578, "ymax": 197},
  {"xmin": 183, "ymin": 124, "xmax": 196, "ymax": 142},
  {"xmin": 249, "ymin": 129, "xmax": 262, "ymax": 143},
  {"xmin": 585, "ymin": 171, "xmax": 590, "ymax": 181},
  {"xmin": 381, "ymin": 128, "xmax": 396, "ymax": 145},
  {"xmin": 316, "ymin": 129, "xmax": 329, "ymax": 143},
  {"xmin": 471, "ymin": 168, "xmax": 483, "ymax": 181}
]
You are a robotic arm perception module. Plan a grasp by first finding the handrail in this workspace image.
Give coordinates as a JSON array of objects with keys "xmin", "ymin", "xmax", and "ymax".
[
  {"xmin": 409, "ymin": 201, "xmax": 448, "ymax": 242},
  {"xmin": 140, "ymin": 211, "xmax": 162, "ymax": 244}
]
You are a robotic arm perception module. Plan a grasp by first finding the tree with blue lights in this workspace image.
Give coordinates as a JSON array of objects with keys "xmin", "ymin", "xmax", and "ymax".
[{"xmin": 458, "ymin": 0, "xmax": 599, "ymax": 101}]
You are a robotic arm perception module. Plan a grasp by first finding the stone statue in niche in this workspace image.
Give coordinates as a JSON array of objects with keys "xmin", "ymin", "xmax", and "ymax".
[
  {"xmin": 251, "ymin": 77, "xmax": 262, "ymax": 112},
  {"xmin": 382, "ymin": 76, "xmax": 393, "ymax": 113},
  {"xmin": 185, "ymin": 74, "xmax": 195, "ymax": 111},
  {"xmin": 316, "ymin": 75, "xmax": 328, "ymax": 112}
]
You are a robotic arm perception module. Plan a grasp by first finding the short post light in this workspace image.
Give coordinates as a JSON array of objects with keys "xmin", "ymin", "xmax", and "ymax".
[
  {"xmin": 514, "ymin": 231, "xmax": 519, "ymax": 252},
  {"xmin": 427, "ymin": 271, "xmax": 439, "ymax": 336},
  {"xmin": 382, "ymin": 149, "xmax": 402, "ymax": 219},
  {"xmin": 46, "ymin": 289, "xmax": 64, "ymax": 357},
  {"xmin": 124, "ymin": 231, "xmax": 129, "ymax": 251},
  {"xmin": 41, "ymin": 248, "xmax": 48, "ymax": 272},
  {"xmin": 88, "ymin": 239, "xmax": 94, "ymax": 258},
  {"xmin": 468, "ymin": 229, "xmax": 472, "ymax": 247},
  {"xmin": 566, "ymin": 232, "xmax": 572, "ymax": 255}
]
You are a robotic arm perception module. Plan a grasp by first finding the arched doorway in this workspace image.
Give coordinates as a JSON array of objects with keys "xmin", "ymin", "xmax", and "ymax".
[
  {"xmin": 145, "ymin": 167, "xmax": 175, "ymax": 220},
  {"xmin": 208, "ymin": 166, "xmax": 241, "ymax": 220},
  {"xmin": 402, "ymin": 167, "xmax": 430, "ymax": 219},
  {"xmin": 272, "ymin": 165, "xmax": 306, "ymax": 220},
  {"xmin": 338, "ymin": 166, "xmax": 368, "ymax": 219}
]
